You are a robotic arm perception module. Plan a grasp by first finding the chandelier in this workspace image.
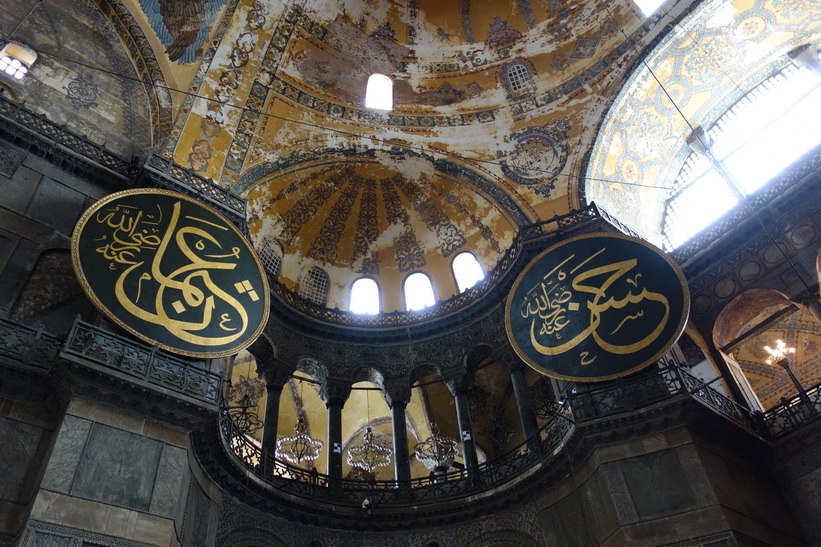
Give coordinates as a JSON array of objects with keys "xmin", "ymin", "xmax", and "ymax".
[
  {"xmin": 413, "ymin": 424, "xmax": 459, "ymax": 475},
  {"xmin": 764, "ymin": 339, "xmax": 795, "ymax": 364},
  {"xmin": 347, "ymin": 427, "xmax": 393, "ymax": 472},
  {"xmin": 276, "ymin": 417, "xmax": 324, "ymax": 464}
]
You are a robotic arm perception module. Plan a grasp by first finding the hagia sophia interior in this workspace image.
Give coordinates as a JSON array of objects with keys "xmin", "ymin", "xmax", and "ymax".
[{"xmin": 0, "ymin": 0, "xmax": 819, "ymax": 544}]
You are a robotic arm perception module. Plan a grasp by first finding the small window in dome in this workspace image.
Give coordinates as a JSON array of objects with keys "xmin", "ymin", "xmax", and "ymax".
[
  {"xmin": 506, "ymin": 63, "xmax": 530, "ymax": 92},
  {"xmin": 404, "ymin": 272, "xmax": 435, "ymax": 311},
  {"xmin": 633, "ymin": 0, "xmax": 666, "ymax": 16},
  {"xmin": 365, "ymin": 73, "xmax": 393, "ymax": 110},
  {"xmin": 452, "ymin": 252, "xmax": 484, "ymax": 293},
  {"xmin": 350, "ymin": 278, "xmax": 380, "ymax": 315},
  {"xmin": 259, "ymin": 239, "xmax": 283, "ymax": 280},
  {"xmin": 298, "ymin": 267, "xmax": 329, "ymax": 306}
]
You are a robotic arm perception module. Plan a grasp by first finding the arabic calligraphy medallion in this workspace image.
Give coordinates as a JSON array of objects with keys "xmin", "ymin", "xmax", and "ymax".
[
  {"xmin": 505, "ymin": 233, "xmax": 689, "ymax": 382},
  {"xmin": 71, "ymin": 189, "xmax": 269, "ymax": 358}
]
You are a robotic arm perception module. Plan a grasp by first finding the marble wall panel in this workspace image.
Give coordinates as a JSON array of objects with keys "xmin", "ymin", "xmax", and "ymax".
[
  {"xmin": 41, "ymin": 415, "xmax": 92, "ymax": 494},
  {"xmin": 0, "ymin": 416, "xmax": 45, "ymax": 503},
  {"xmin": 71, "ymin": 424, "xmax": 162, "ymax": 512},
  {"xmin": 621, "ymin": 449, "xmax": 697, "ymax": 521},
  {"xmin": 148, "ymin": 444, "xmax": 186, "ymax": 518}
]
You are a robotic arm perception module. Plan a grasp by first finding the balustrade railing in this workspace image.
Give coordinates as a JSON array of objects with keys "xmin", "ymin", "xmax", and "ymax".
[
  {"xmin": 219, "ymin": 399, "xmax": 575, "ymax": 508},
  {"xmin": 0, "ymin": 316, "xmax": 62, "ymax": 368},
  {"xmin": 61, "ymin": 319, "xmax": 221, "ymax": 406},
  {"xmin": 0, "ymin": 94, "xmax": 138, "ymax": 177},
  {"xmin": 761, "ymin": 383, "xmax": 821, "ymax": 438},
  {"xmin": 220, "ymin": 360, "xmax": 819, "ymax": 508}
]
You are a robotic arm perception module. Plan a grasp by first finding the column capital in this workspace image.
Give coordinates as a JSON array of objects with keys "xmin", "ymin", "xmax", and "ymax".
[
  {"xmin": 383, "ymin": 380, "xmax": 411, "ymax": 408},
  {"xmin": 443, "ymin": 371, "xmax": 473, "ymax": 397},
  {"xmin": 257, "ymin": 360, "xmax": 295, "ymax": 389},
  {"xmin": 320, "ymin": 378, "xmax": 352, "ymax": 407},
  {"xmin": 494, "ymin": 345, "xmax": 527, "ymax": 374}
]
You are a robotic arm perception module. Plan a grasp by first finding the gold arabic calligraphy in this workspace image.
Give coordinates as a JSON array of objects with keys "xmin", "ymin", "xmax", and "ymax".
[
  {"xmin": 518, "ymin": 247, "xmax": 670, "ymax": 365},
  {"xmin": 92, "ymin": 200, "xmax": 254, "ymax": 347}
]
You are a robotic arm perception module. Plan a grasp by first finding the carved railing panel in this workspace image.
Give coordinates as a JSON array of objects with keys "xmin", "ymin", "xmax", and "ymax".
[
  {"xmin": 0, "ymin": 95, "xmax": 137, "ymax": 177},
  {"xmin": 0, "ymin": 317, "xmax": 62, "ymax": 368},
  {"xmin": 61, "ymin": 319, "xmax": 221, "ymax": 405},
  {"xmin": 762, "ymin": 383, "xmax": 821, "ymax": 438}
]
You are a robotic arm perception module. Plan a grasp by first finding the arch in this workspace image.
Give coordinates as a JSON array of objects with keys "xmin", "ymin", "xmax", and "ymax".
[
  {"xmin": 298, "ymin": 267, "xmax": 330, "ymax": 306},
  {"xmin": 247, "ymin": 333, "xmax": 278, "ymax": 367},
  {"xmin": 404, "ymin": 271, "xmax": 435, "ymax": 311},
  {"xmin": 409, "ymin": 363, "xmax": 442, "ymax": 385},
  {"xmin": 350, "ymin": 277, "xmax": 380, "ymax": 314},
  {"xmin": 712, "ymin": 288, "xmax": 793, "ymax": 349},
  {"xmin": 452, "ymin": 250, "xmax": 485, "ymax": 293},
  {"xmin": 465, "ymin": 344, "xmax": 495, "ymax": 373}
]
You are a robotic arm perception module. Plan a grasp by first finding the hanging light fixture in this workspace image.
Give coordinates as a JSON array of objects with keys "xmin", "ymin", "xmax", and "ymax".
[
  {"xmin": 226, "ymin": 357, "xmax": 265, "ymax": 435},
  {"xmin": 347, "ymin": 389, "xmax": 393, "ymax": 472},
  {"xmin": 276, "ymin": 417, "xmax": 324, "ymax": 464},
  {"xmin": 413, "ymin": 424, "xmax": 459, "ymax": 476},
  {"xmin": 276, "ymin": 378, "xmax": 324, "ymax": 464}
]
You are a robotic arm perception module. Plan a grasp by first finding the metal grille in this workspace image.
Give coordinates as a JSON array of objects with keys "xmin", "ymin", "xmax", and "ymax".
[
  {"xmin": 259, "ymin": 240, "xmax": 283, "ymax": 280},
  {"xmin": 299, "ymin": 267, "xmax": 329, "ymax": 306},
  {"xmin": 507, "ymin": 64, "xmax": 530, "ymax": 92}
]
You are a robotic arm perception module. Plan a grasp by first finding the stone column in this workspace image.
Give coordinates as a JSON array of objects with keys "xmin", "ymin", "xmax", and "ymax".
[
  {"xmin": 321, "ymin": 379, "xmax": 351, "ymax": 481},
  {"xmin": 445, "ymin": 373, "xmax": 479, "ymax": 472},
  {"xmin": 248, "ymin": 336, "xmax": 295, "ymax": 461},
  {"xmin": 384, "ymin": 381, "xmax": 412, "ymax": 483},
  {"xmin": 494, "ymin": 346, "xmax": 540, "ymax": 452}
]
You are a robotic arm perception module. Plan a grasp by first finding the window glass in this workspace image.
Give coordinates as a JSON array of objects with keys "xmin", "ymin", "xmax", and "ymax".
[
  {"xmin": 365, "ymin": 73, "xmax": 393, "ymax": 110},
  {"xmin": 633, "ymin": 0, "xmax": 666, "ymax": 16},
  {"xmin": 507, "ymin": 64, "xmax": 530, "ymax": 92},
  {"xmin": 259, "ymin": 240, "xmax": 283, "ymax": 280},
  {"xmin": 350, "ymin": 278, "xmax": 380, "ymax": 315},
  {"xmin": 452, "ymin": 252, "xmax": 484, "ymax": 293},
  {"xmin": 662, "ymin": 60, "xmax": 821, "ymax": 250},
  {"xmin": 404, "ymin": 272, "xmax": 435, "ymax": 311}
]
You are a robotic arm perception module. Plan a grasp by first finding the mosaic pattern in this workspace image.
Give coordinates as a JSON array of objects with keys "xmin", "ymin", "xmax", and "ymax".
[
  {"xmin": 280, "ymin": 175, "xmax": 343, "ymax": 244},
  {"xmin": 501, "ymin": 121, "xmax": 570, "ymax": 198},
  {"xmin": 307, "ymin": 177, "xmax": 360, "ymax": 263},
  {"xmin": 188, "ymin": 1, "xmax": 269, "ymax": 173},
  {"xmin": 486, "ymin": 17, "xmax": 522, "ymax": 48},
  {"xmin": 459, "ymin": 0, "xmax": 475, "ymax": 43},
  {"xmin": 395, "ymin": 175, "xmax": 466, "ymax": 257},
  {"xmin": 91, "ymin": 0, "xmax": 172, "ymax": 146},
  {"xmin": 351, "ymin": 177, "xmax": 379, "ymax": 274},
  {"xmin": 63, "ymin": 75, "xmax": 99, "ymax": 109},
  {"xmin": 584, "ymin": 0, "xmax": 820, "ymax": 239},
  {"xmin": 418, "ymin": 177, "xmax": 501, "ymax": 253},
  {"xmin": 517, "ymin": 0, "xmax": 536, "ymax": 28},
  {"xmin": 381, "ymin": 177, "xmax": 426, "ymax": 271},
  {"xmin": 551, "ymin": 20, "xmax": 618, "ymax": 71},
  {"xmin": 162, "ymin": 0, "xmax": 240, "ymax": 157},
  {"xmin": 220, "ymin": 6, "xmax": 328, "ymax": 184},
  {"xmin": 268, "ymin": 75, "xmax": 496, "ymax": 130},
  {"xmin": 138, "ymin": 0, "xmax": 228, "ymax": 63}
]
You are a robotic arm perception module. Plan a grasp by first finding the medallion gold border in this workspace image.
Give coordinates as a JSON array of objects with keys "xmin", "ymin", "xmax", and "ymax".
[
  {"xmin": 504, "ymin": 232, "xmax": 690, "ymax": 383},
  {"xmin": 70, "ymin": 188, "xmax": 270, "ymax": 359}
]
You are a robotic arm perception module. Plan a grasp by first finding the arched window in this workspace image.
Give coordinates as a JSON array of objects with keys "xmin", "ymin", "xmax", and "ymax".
[
  {"xmin": 365, "ymin": 73, "xmax": 393, "ymax": 110},
  {"xmin": 350, "ymin": 278, "xmax": 380, "ymax": 315},
  {"xmin": 404, "ymin": 272, "xmax": 435, "ymax": 311},
  {"xmin": 506, "ymin": 63, "xmax": 531, "ymax": 93},
  {"xmin": 298, "ymin": 267, "xmax": 329, "ymax": 306},
  {"xmin": 452, "ymin": 252, "xmax": 484, "ymax": 293},
  {"xmin": 663, "ymin": 56, "xmax": 821, "ymax": 250},
  {"xmin": 259, "ymin": 240, "xmax": 283, "ymax": 280}
]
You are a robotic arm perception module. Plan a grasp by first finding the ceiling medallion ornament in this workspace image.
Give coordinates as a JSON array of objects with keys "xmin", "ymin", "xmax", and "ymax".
[
  {"xmin": 71, "ymin": 189, "xmax": 269, "ymax": 358},
  {"xmin": 347, "ymin": 427, "xmax": 393, "ymax": 473},
  {"xmin": 413, "ymin": 425, "xmax": 459, "ymax": 475},
  {"xmin": 276, "ymin": 418, "xmax": 324, "ymax": 464},
  {"xmin": 505, "ymin": 232, "xmax": 689, "ymax": 382}
]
